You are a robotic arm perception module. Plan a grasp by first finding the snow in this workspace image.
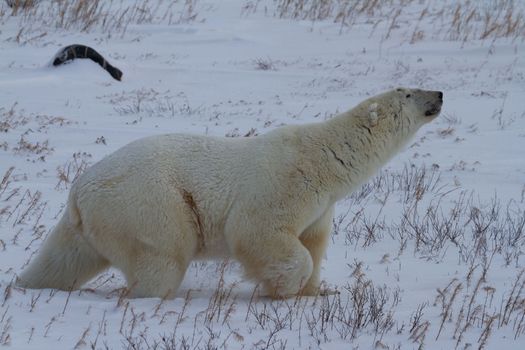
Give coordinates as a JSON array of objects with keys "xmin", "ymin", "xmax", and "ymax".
[{"xmin": 0, "ymin": 0, "xmax": 524, "ymax": 349}]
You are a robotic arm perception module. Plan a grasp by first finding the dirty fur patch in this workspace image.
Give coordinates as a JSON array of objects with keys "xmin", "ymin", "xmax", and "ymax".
[{"xmin": 181, "ymin": 189, "xmax": 205, "ymax": 251}]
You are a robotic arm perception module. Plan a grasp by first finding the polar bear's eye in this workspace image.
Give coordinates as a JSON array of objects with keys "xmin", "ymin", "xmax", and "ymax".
[{"xmin": 406, "ymin": 94, "xmax": 411, "ymax": 98}]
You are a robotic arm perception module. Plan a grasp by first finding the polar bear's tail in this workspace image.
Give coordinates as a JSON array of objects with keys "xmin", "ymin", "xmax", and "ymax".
[{"xmin": 16, "ymin": 205, "xmax": 109, "ymax": 291}]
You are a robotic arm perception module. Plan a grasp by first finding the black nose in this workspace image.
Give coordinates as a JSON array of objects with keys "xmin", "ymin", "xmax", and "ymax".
[{"xmin": 438, "ymin": 91, "xmax": 443, "ymax": 100}]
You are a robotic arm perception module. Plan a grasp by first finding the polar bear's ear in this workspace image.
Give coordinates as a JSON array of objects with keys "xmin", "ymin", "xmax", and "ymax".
[{"xmin": 367, "ymin": 102, "xmax": 379, "ymax": 127}]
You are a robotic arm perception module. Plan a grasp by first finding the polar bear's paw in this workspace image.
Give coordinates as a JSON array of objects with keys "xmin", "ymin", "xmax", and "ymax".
[{"xmin": 300, "ymin": 282, "xmax": 339, "ymax": 297}]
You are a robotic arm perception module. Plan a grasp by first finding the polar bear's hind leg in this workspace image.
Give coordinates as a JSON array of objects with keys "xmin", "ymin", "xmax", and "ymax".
[{"xmin": 122, "ymin": 250, "xmax": 189, "ymax": 299}]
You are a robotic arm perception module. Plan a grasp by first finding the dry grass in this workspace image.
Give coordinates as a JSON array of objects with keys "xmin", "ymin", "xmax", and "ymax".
[
  {"xmin": 0, "ymin": 103, "xmax": 28, "ymax": 133},
  {"xmin": 55, "ymin": 152, "xmax": 92, "ymax": 190},
  {"xmin": 1, "ymin": 104, "xmax": 72, "ymax": 157},
  {"xmin": 103, "ymin": 88, "xmax": 204, "ymax": 124},
  {"xmin": 7, "ymin": 0, "xmax": 523, "ymax": 42},
  {"xmin": 253, "ymin": 57, "xmax": 278, "ymax": 71},
  {"xmin": 268, "ymin": 0, "xmax": 525, "ymax": 42},
  {"xmin": 332, "ymin": 164, "xmax": 524, "ymax": 349},
  {"xmin": 2, "ymin": 0, "xmax": 202, "ymax": 40},
  {"xmin": 13, "ymin": 135, "xmax": 53, "ymax": 160}
]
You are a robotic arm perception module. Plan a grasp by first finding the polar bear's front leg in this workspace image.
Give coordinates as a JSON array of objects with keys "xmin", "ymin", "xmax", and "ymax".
[
  {"xmin": 299, "ymin": 206, "xmax": 335, "ymax": 296},
  {"xmin": 234, "ymin": 233, "xmax": 313, "ymax": 299}
]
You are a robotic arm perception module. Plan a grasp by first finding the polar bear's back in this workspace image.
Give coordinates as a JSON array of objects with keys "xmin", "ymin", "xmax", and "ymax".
[
  {"xmin": 71, "ymin": 131, "xmax": 296, "ymax": 235},
  {"xmin": 75, "ymin": 133, "xmax": 248, "ymax": 190}
]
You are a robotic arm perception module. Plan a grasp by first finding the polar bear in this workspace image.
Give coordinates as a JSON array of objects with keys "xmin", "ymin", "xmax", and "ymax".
[{"xmin": 16, "ymin": 88, "xmax": 443, "ymax": 298}]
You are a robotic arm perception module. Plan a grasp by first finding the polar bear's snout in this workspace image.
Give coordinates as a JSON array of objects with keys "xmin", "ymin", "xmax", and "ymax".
[{"xmin": 424, "ymin": 90, "xmax": 443, "ymax": 117}]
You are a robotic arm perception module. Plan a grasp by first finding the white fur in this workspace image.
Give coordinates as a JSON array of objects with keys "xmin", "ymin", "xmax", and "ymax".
[{"xmin": 16, "ymin": 88, "xmax": 442, "ymax": 298}]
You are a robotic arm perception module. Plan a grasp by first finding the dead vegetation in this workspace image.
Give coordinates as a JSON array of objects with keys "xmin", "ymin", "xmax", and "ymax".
[
  {"xmin": 102, "ymin": 88, "xmax": 204, "ymax": 123},
  {"xmin": 2, "ymin": 0, "xmax": 202, "ymax": 40},
  {"xmin": 0, "ymin": 167, "xmax": 48, "ymax": 252},
  {"xmin": 55, "ymin": 152, "xmax": 92, "ymax": 190},
  {"xmin": 253, "ymin": 57, "xmax": 278, "ymax": 71},
  {"xmin": 267, "ymin": 0, "xmax": 525, "ymax": 42},
  {"xmin": 13, "ymin": 135, "xmax": 53, "ymax": 161},
  {"xmin": 0, "ymin": 105, "xmax": 74, "ymax": 166},
  {"xmin": 6, "ymin": 0, "xmax": 523, "ymax": 42},
  {"xmin": 335, "ymin": 164, "xmax": 525, "ymax": 268},
  {"xmin": 329, "ymin": 162, "xmax": 525, "ymax": 348}
]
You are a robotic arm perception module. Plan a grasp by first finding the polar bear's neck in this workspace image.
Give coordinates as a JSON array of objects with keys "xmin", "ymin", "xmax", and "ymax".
[{"xmin": 298, "ymin": 109, "xmax": 413, "ymax": 202}]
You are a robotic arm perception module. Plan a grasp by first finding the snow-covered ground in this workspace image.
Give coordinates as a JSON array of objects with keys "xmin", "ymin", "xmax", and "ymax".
[{"xmin": 0, "ymin": 0, "xmax": 524, "ymax": 349}]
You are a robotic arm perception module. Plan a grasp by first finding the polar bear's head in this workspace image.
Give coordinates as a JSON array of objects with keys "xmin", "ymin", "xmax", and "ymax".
[
  {"xmin": 394, "ymin": 87, "xmax": 443, "ymax": 122},
  {"xmin": 362, "ymin": 88, "xmax": 443, "ymax": 134}
]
